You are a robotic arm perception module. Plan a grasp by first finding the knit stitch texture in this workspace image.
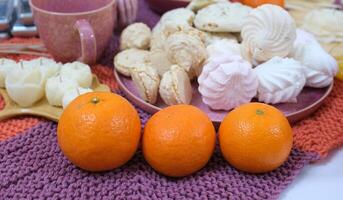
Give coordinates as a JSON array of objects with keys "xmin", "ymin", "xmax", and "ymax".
[
  {"xmin": 0, "ymin": 0, "xmax": 343, "ymax": 199},
  {"xmin": 0, "ymin": 122, "xmax": 318, "ymax": 200}
]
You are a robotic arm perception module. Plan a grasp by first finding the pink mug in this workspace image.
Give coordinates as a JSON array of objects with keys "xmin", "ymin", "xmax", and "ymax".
[{"xmin": 29, "ymin": 0, "xmax": 116, "ymax": 64}]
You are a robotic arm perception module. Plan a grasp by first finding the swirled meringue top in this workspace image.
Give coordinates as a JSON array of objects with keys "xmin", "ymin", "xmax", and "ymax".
[{"xmin": 241, "ymin": 4, "xmax": 296, "ymax": 62}]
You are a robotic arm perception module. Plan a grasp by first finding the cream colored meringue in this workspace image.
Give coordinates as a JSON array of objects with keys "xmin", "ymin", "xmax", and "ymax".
[
  {"xmin": 5, "ymin": 65, "xmax": 45, "ymax": 107},
  {"xmin": 254, "ymin": 57, "xmax": 306, "ymax": 104},
  {"xmin": 198, "ymin": 55, "xmax": 258, "ymax": 110},
  {"xmin": 131, "ymin": 64, "xmax": 160, "ymax": 104},
  {"xmin": 60, "ymin": 62, "xmax": 92, "ymax": 88},
  {"xmin": 62, "ymin": 87, "xmax": 93, "ymax": 109},
  {"xmin": 160, "ymin": 8, "xmax": 195, "ymax": 26},
  {"xmin": 46, "ymin": 75, "xmax": 79, "ymax": 107},
  {"xmin": 114, "ymin": 49, "xmax": 150, "ymax": 76},
  {"xmin": 241, "ymin": 4, "xmax": 296, "ymax": 62},
  {"xmin": 150, "ymin": 29, "xmax": 167, "ymax": 51},
  {"xmin": 151, "ymin": 23, "xmax": 205, "ymax": 51},
  {"xmin": 151, "ymin": 22, "xmax": 188, "ymax": 51},
  {"xmin": 0, "ymin": 58, "xmax": 17, "ymax": 88},
  {"xmin": 149, "ymin": 49, "xmax": 173, "ymax": 76},
  {"xmin": 159, "ymin": 65, "xmax": 193, "ymax": 105},
  {"xmin": 186, "ymin": 0, "xmax": 227, "ymax": 12},
  {"xmin": 194, "ymin": 2, "xmax": 252, "ymax": 32},
  {"xmin": 302, "ymin": 8, "xmax": 343, "ymax": 43},
  {"xmin": 292, "ymin": 42, "xmax": 338, "ymax": 88},
  {"xmin": 207, "ymin": 39, "xmax": 241, "ymax": 58},
  {"xmin": 166, "ymin": 32, "xmax": 207, "ymax": 77},
  {"xmin": 203, "ymin": 31, "xmax": 237, "ymax": 46},
  {"xmin": 152, "ymin": 8, "xmax": 195, "ymax": 36},
  {"xmin": 150, "ymin": 25, "xmax": 206, "ymax": 79},
  {"xmin": 120, "ymin": 23, "xmax": 152, "ymax": 50}
]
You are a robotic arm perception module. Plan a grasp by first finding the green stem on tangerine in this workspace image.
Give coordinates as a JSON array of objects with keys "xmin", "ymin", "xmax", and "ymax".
[
  {"xmin": 91, "ymin": 97, "xmax": 100, "ymax": 104},
  {"xmin": 256, "ymin": 109, "xmax": 264, "ymax": 116}
]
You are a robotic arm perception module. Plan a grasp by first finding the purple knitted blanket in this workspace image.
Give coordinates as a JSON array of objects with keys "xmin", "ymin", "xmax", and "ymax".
[
  {"xmin": 0, "ymin": 1, "xmax": 320, "ymax": 199},
  {"xmin": 0, "ymin": 121, "xmax": 317, "ymax": 199}
]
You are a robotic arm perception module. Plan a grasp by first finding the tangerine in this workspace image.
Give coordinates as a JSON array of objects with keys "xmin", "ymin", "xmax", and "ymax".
[
  {"xmin": 241, "ymin": 0, "xmax": 284, "ymax": 8},
  {"xmin": 143, "ymin": 105, "xmax": 216, "ymax": 177},
  {"xmin": 57, "ymin": 92, "xmax": 141, "ymax": 172},
  {"xmin": 219, "ymin": 103, "xmax": 293, "ymax": 173}
]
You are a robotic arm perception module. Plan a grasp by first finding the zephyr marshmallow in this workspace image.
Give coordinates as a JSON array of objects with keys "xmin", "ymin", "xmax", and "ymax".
[{"xmin": 198, "ymin": 54, "xmax": 258, "ymax": 110}]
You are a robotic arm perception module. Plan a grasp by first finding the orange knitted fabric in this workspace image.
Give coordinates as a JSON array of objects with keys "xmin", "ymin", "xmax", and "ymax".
[
  {"xmin": 2, "ymin": 37, "xmax": 41, "ymax": 44},
  {"xmin": 0, "ymin": 117, "xmax": 43, "ymax": 141},
  {"xmin": 293, "ymin": 80, "xmax": 343, "ymax": 158},
  {"xmin": 92, "ymin": 65, "xmax": 118, "ymax": 91}
]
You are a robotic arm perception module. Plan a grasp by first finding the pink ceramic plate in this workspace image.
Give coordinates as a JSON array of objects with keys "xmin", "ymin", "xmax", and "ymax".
[{"xmin": 114, "ymin": 70, "xmax": 333, "ymax": 126}]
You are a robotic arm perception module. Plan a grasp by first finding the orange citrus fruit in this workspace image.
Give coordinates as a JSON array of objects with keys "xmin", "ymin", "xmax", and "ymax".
[
  {"xmin": 241, "ymin": 0, "xmax": 284, "ymax": 8},
  {"xmin": 219, "ymin": 103, "xmax": 293, "ymax": 173},
  {"xmin": 143, "ymin": 105, "xmax": 216, "ymax": 177},
  {"xmin": 57, "ymin": 92, "xmax": 141, "ymax": 172}
]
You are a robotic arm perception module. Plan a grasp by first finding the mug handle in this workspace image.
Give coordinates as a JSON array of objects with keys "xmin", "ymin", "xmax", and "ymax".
[{"xmin": 74, "ymin": 19, "xmax": 97, "ymax": 64}]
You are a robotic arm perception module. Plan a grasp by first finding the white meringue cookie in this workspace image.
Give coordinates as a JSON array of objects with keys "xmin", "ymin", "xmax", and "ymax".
[
  {"xmin": 160, "ymin": 8, "xmax": 195, "ymax": 26},
  {"xmin": 62, "ymin": 87, "xmax": 93, "ymax": 109},
  {"xmin": 194, "ymin": 2, "xmax": 252, "ymax": 32},
  {"xmin": 206, "ymin": 39, "xmax": 241, "ymax": 58},
  {"xmin": 241, "ymin": 4, "xmax": 296, "ymax": 62},
  {"xmin": 166, "ymin": 32, "xmax": 207, "ymax": 77},
  {"xmin": 5, "ymin": 65, "xmax": 45, "ymax": 107},
  {"xmin": 152, "ymin": 27, "xmax": 206, "ymax": 79},
  {"xmin": 150, "ymin": 29, "xmax": 167, "ymax": 51},
  {"xmin": 151, "ymin": 23, "xmax": 205, "ymax": 51},
  {"xmin": 203, "ymin": 31, "xmax": 237, "ymax": 46},
  {"xmin": 198, "ymin": 55, "xmax": 258, "ymax": 110},
  {"xmin": 292, "ymin": 42, "xmax": 338, "ymax": 88},
  {"xmin": 120, "ymin": 23, "xmax": 152, "ymax": 50},
  {"xmin": 159, "ymin": 65, "xmax": 193, "ymax": 106},
  {"xmin": 114, "ymin": 49, "xmax": 150, "ymax": 77},
  {"xmin": 131, "ymin": 64, "xmax": 160, "ymax": 104},
  {"xmin": 0, "ymin": 58, "xmax": 18, "ymax": 88},
  {"xmin": 254, "ymin": 57, "xmax": 306, "ymax": 104},
  {"xmin": 186, "ymin": 0, "xmax": 227, "ymax": 12},
  {"xmin": 293, "ymin": 29, "xmax": 318, "ymax": 49},
  {"xmin": 149, "ymin": 49, "xmax": 173, "ymax": 77},
  {"xmin": 153, "ymin": 21, "xmax": 189, "ymax": 36},
  {"xmin": 60, "ymin": 61, "xmax": 93, "ymax": 88},
  {"xmin": 152, "ymin": 8, "xmax": 195, "ymax": 37}
]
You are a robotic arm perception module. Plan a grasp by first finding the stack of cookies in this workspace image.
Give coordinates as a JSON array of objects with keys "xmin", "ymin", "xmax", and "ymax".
[
  {"xmin": 114, "ymin": 7, "xmax": 208, "ymax": 106},
  {"xmin": 114, "ymin": 0, "xmax": 338, "ymax": 111}
]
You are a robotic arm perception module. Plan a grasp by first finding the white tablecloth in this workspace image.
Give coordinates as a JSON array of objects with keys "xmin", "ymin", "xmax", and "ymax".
[{"xmin": 280, "ymin": 148, "xmax": 343, "ymax": 200}]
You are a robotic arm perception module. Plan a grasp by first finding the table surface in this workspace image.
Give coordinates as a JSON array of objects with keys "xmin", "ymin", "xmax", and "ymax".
[{"xmin": 280, "ymin": 147, "xmax": 343, "ymax": 200}]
